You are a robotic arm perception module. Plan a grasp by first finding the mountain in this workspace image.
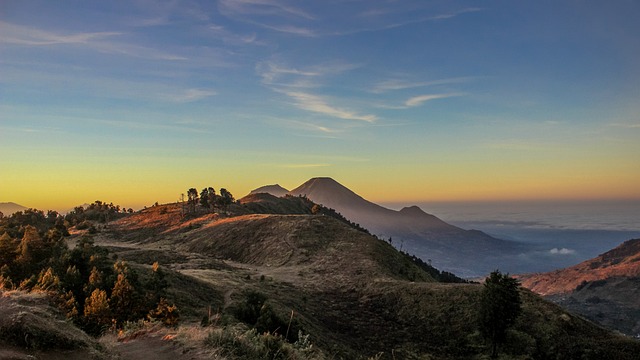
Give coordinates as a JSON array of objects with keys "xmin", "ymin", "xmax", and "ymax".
[
  {"xmin": 520, "ymin": 238, "xmax": 640, "ymax": 336},
  {"xmin": 249, "ymin": 184, "xmax": 289, "ymax": 197},
  {"xmin": 0, "ymin": 202, "xmax": 28, "ymax": 215},
  {"xmin": 289, "ymin": 177, "xmax": 526, "ymax": 277}
]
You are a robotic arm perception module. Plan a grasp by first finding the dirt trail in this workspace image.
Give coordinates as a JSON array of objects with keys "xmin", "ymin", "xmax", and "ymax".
[{"xmin": 111, "ymin": 332, "xmax": 206, "ymax": 360}]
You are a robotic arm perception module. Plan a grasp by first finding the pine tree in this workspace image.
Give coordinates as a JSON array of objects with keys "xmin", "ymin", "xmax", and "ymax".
[
  {"xmin": 84, "ymin": 289, "xmax": 111, "ymax": 335},
  {"xmin": 110, "ymin": 271, "xmax": 135, "ymax": 324},
  {"xmin": 479, "ymin": 270, "xmax": 522, "ymax": 358}
]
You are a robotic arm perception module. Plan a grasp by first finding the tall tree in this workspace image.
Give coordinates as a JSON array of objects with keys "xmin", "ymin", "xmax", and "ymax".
[
  {"xmin": 218, "ymin": 188, "xmax": 234, "ymax": 211},
  {"xmin": 0, "ymin": 232, "xmax": 17, "ymax": 268},
  {"xmin": 478, "ymin": 270, "xmax": 522, "ymax": 358},
  {"xmin": 187, "ymin": 188, "xmax": 199, "ymax": 214},
  {"xmin": 199, "ymin": 188, "xmax": 209, "ymax": 208},
  {"xmin": 83, "ymin": 288, "xmax": 111, "ymax": 335}
]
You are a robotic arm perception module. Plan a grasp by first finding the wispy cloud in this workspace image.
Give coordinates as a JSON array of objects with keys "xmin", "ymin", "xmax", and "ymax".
[
  {"xmin": 372, "ymin": 77, "xmax": 474, "ymax": 93},
  {"xmin": 219, "ymin": 1, "xmax": 480, "ymax": 38},
  {"xmin": 218, "ymin": 0, "xmax": 314, "ymax": 20},
  {"xmin": 283, "ymin": 120, "xmax": 340, "ymax": 134},
  {"xmin": 257, "ymin": 60, "xmax": 360, "ymax": 87},
  {"xmin": 0, "ymin": 21, "xmax": 187, "ymax": 61},
  {"xmin": 207, "ymin": 24, "xmax": 264, "ymax": 46},
  {"xmin": 171, "ymin": 89, "xmax": 217, "ymax": 103},
  {"xmin": 283, "ymin": 91, "xmax": 377, "ymax": 122},
  {"xmin": 430, "ymin": 7, "xmax": 482, "ymax": 20},
  {"xmin": 0, "ymin": 21, "xmax": 121, "ymax": 46},
  {"xmin": 404, "ymin": 93, "xmax": 462, "ymax": 107}
]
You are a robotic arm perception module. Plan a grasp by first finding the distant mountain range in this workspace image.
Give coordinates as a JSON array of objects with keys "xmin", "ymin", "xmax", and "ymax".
[
  {"xmin": 0, "ymin": 202, "xmax": 28, "ymax": 215},
  {"xmin": 250, "ymin": 177, "xmax": 528, "ymax": 277}
]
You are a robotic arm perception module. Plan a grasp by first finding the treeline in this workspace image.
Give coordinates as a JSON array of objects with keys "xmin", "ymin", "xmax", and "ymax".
[
  {"xmin": 65, "ymin": 200, "xmax": 132, "ymax": 226},
  {"xmin": 0, "ymin": 207, "xmax": 177, "ymax": 336},
  {"xmin": 181, "ymin": 186, "xmax": 235, "ymax": 216}
]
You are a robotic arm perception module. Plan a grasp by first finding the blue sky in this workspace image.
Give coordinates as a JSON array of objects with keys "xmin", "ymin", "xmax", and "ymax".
[{"xmin": 1, "ymin": 0, "xmax": 639, "ymax": 210}]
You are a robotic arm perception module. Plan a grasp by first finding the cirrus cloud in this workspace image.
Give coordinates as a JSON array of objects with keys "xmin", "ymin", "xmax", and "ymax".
[{"xmin": 405, "ymin": 93, "xmax": 462, "ymax": 107}]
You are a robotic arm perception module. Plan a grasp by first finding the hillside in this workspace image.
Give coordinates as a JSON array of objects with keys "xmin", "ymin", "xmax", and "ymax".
[
  {"xmin": 96, "ymin": 199, "xmax": 640, "ymax": 358},
  {"xmin": 288, "ymin": 177, "xmax": 527, "ymax": 277},
  {"xmin": 520, "ymin": 238, "xmax": 640, "ymax": 295},
  {"xmin": 3, "ymin": 197, "xmax": 640, "ymax": 359},
  {"xmin": 519, "ymin": 238, "xmax": 640, "ymax": 336}
]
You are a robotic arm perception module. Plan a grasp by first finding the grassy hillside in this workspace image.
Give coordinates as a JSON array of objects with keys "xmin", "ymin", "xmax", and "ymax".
[{"xmin": 95, "ymin": 201, "xmax": 640, "ymax": 359}]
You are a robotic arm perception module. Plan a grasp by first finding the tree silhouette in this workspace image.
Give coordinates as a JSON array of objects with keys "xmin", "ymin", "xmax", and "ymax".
[
  {"xmin": 479, "ymin": 270, "xmax": 522, "ymax": 358},
  {"xmin": 218, "ymin": 188, "xmax": 234, "ymax": 211},
  {"xmin": 187, "ymin": 188, "xmax": 199, "ymax": 214}
]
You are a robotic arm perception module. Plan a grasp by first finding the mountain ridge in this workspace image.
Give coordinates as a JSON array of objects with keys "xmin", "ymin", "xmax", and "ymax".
[
  {"xmin": 520, "ymin": 238, "xmax": 640, "ymax": 296},
  {"xmin": 284, "ymin": 177, "xmax": 526, "ymax": 277}
]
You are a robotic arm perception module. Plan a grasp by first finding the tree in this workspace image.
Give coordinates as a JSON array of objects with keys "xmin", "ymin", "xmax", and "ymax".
[
  {"xmin": 16, "ymin": 225, "xmax": 46, "ymax": 276},
  {"xmin": 187, "ymin": 188, "xmax": 199, "ymax": 214},
  {"xmin": 0, "ymin": 232, "xmax": 17, "ymax": 268},
  {"xmin": 200, "ymin": 188, "xmax": 210, "ymax": 208},
  {"xmin": 217, "ymin": 188, "xmax": 234, "ymax": 211},
  {"xmin": 148, "ymin": 298, "xmax": 179, "ymax": 326},
  {"xmin": 84, "ymin": 289, "xmax": 111, "ymax": 335},
  {"xmin": 200, "ymin": 187, "xmax": 216, "ymax": 210},
  {"xmin": 146, "ymin": 262, "xmax": 168, "ymax": 304},
  {"xmin": 110, "ymin": 261, "xmax": 140, "ymax": 324},
  {"xmin": 478, "ymin": 270, "xmax": 522, "ymax": 358}
]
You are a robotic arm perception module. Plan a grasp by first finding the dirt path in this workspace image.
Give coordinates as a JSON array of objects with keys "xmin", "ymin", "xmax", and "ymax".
[{"xmin": 110, "ymin": 332, "xmax": 207, "ymax": 360}]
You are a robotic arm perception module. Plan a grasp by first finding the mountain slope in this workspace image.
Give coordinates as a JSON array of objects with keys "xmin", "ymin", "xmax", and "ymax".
[
  {"xmin": 289, "ymin": 177, "xmax": 525, "ymax": 277},
  {"xmin": 520, "ymin": 238, "xmax": 640, "ymax": 295},
  {"xmin": 520, "ymin": 238, "xmax": 640, "ymax": 336},
  {"xmin": 0, "ymin": 202, "xmax": 28, "ymax": 215}
]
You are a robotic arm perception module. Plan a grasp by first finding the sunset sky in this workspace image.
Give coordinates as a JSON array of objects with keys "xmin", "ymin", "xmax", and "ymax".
[{"xmin": 2, "ymin": 1, "xmax": 639, "ymax": 211}]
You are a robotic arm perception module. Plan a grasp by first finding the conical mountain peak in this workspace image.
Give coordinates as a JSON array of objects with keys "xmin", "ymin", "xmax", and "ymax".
[{"xmin": 289, "ymin": 177, "xmax": 371, "ymax": 210}]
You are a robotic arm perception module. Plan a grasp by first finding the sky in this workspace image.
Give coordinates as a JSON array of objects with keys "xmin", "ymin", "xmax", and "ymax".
[{"xmin": 1, "ymin": 0, "xmax": 640, "ymax": 211}]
